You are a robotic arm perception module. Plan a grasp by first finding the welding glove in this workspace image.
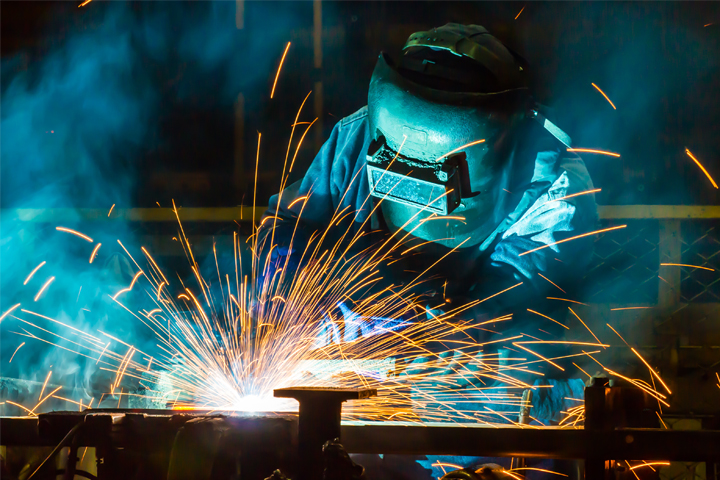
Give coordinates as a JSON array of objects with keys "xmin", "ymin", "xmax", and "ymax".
[{"xmin": 313, "ymin": 301, "xmax": 412, "ymax": 349}]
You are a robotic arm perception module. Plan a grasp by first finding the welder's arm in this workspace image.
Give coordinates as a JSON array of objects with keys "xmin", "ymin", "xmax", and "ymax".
[
  {"xmin": 467, "ymin": 169, "xmax": 598, "ymax": 318},
  {"xmin": 256, "ymin": 118, "xmax": 362, "ymax": 266}
]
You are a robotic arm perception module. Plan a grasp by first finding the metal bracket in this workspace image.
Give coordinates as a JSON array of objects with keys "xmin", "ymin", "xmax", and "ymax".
[{"xmin": 274, "ymin": 387, "xmax": 376, "ymax": 480}]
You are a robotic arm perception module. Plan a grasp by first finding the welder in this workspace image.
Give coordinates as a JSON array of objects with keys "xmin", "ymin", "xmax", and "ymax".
[{"xmin": 258, "ymin": 23, "xmax": 597, "ymax": 342}]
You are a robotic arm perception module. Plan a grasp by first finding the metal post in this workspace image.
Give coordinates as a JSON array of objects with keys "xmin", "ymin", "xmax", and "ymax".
[
  {"xmin": 584, "ymin": 377, "xmax": 610, "ymax": 480},
  {"xmin": 234, "ymin": 0, "xmax": 244, "ymax": 193},
  {"xmin": 313, "ymin": 0, "xmax": 324, "ymax": 153},
  {"xmin": 235, "ymin": 0, "xmax": 244, "ymax": 29},
  {"xmin": 275, "ymin": 387, "xmax": 376, "ymax": 480},
  {"xmin": 234, "ymin": 93, "xmax": 245, "ymax": 192},
  {"xmin": 513, "ymin": 389, "xmax": 534, "ymax": 470},
  {"xmin": 658, "ymin": 219, "xmax": 682, "ymax": 307}
]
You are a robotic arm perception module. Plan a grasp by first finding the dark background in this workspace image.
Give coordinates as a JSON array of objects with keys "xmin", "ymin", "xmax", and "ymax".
[{"xmin": 2, "ymin": 1, "xmax": 720, "ymax": 210}]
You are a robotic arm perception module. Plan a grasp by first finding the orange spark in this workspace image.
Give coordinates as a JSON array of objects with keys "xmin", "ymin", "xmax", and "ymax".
[
  {"xmin": 96, "ymin": 343, "xmax": 110, "ymax": 365},
  {"xmin": 514, "ymin": 5, "xmax": 526, "ymax": 20},
  {"xmin": 108, "ymin": 204, "xmax": 115, "ymax": 217},
  {"xmin": 23, "ymin": 261, "xmax": 46, "ymax": 285},
  {"xmin": 6, "ymin": 400, "xmax": 34, "ymax": 415},
  {"xmin": 157, "ymin": 281, "xmax": 166, "ymax": 300},
  {"xmin": 270, "ymin": 42, "xmax": 291, "ymax": 99},
  {"xmin": 433, "ymin": 463, "xmax": 464, "ymax": 470},
  {"xmin": 569, "ymin": 308, "xmax": 603, "ymax": 346},
  {"xmin": 513, "ymin": 343, "xmax": 564, "ymax": 371},
  {"xmin": 111, "ymin": 271, "xmax": 144, "ymax": 301},
  {"xmin": 566, "ymin": 148, "xmax": 620, "ymax": 157},
  {"xmin": 538, "ymin": 273, "xmax": 565, "ymax": 293},
  {"xmin": 78, "ymin": 0, "xmax": 92, "ymax": 7},
  {"xmin": 500, "ymin": 471, "xmax": 524, "ymax": 480},
  {"xmin": 433, "ymin": 139, "xmax": 485, "ymax": 162},
  {"xmin": 591, "ymin": 83, "xmax": 617, "ymax": 109},
  {"xmin": 605, "ymin": 323, "xmax": 629, "ymax": 346},
  {"xmin": 510, "ymin": 468, "xmax": 567, "ymax": 477},
  {"xmin": 89, "ymin": 243, "xmax": 102, "ymax": 263},
  {"xmin": 477, "ymin": 282, "xmax": 523, "ymax": 305},
  {"xmin": 39, "ymin": 371, "xmax": 52, "ymax": 400},
  {"xmin": 572, "ymin": 362, "xmax": 591, "ymax": 378},
  {"xmin": 518, "ymin": 225, "xmax": 626, "ymax": 256},
  {"xmin": 542, "ymin": 188, "xmax": 601, "ymax": 206},
  {"xmin": 34, "ymin": 277, "xmax": 56, "ymax": 301},
  {"xmin": 56, "ymin": 226, "xmax": 93, "ymax": 242},
  {"xmin": 527, "ymin": 309, "xmax": 569, "ymax": 329},
  {"xmin": 289, "ymin": 117, "xmax": 318, "ymax": 172},
  {"xmin": 1, "ymin": 303, "xmax": 22, "ymax": 323},
  {"xmin": 288, "ymin": 196, "xmax": 309, "ymax": 209},
  {"xmin": 611, "ymin": 306, "xmax": 651, "ymax": 310},
  {"xmin": 260, "ymin": 215, "xmax": 281, "ymax": 228},
  {"xmin": 631, "ymin": 347, "xmax": 672, "ymax": 394},
  {"xmin": 546, "ymin": 297, "xmax": 587, "ymax": 306},
  {"xmin": 420, "ymin": 215, "xmax": 466, "ymax": 224},
  {"xmin": 606, "ymin": 369, "xmax": 670, "ymax": 407},
  {"xmin": 629, "ymin": 462, "xmax": 670, "ymax": 471},
  {"xmin": 625, "ymin": 461, "xmax": 642, "ymax": 480},
  {"xmin": 660, "ymin": 263, "xmax": 714, "ymax": 271},
  {"xmin": 9, "ymin": 342, "xmax": 25, "ymax": 363},
  {"xmin": 401, "ymin": 238, "xmax": 455, "ymax": 256},
  {"xmin": 685, "ymin": 148, "xmax": 718, "ymax": 189}
]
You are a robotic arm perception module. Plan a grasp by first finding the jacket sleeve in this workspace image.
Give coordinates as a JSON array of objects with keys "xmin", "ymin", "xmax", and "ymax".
[{"xmin": 466, "ymin": 152, "xmax": 598, "ymax": 316}]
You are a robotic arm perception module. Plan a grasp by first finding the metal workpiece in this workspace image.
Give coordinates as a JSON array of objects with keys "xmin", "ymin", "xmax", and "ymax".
[
  {"xmin": 274, "ymin": 387, "xmax": 377, "ymax": 480},
  {"xmin": 2, "ymin": 410, "xmax": 297, "ymax": 480}
]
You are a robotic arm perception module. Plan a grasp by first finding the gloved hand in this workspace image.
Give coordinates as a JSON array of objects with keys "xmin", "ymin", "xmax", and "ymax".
[{"xmin": 313, "ymin": 301, "xmax": 412, "ymax": 349}]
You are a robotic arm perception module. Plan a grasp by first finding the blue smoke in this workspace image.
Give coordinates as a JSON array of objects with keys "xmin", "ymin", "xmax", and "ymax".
[{"xmin": 0, "ymin": 2, "xmax": 299, "ymax": 409}]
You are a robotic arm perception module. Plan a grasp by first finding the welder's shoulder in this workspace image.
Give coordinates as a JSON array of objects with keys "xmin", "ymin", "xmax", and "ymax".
[{"xmin": 339, "ymin": 106, "xmax": 368, "ymax": 130}]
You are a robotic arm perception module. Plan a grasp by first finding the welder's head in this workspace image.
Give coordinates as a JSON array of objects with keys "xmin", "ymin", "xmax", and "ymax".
[{"xmin": 367, "ymin": 24, "xmax": 531, "ymax": 250}]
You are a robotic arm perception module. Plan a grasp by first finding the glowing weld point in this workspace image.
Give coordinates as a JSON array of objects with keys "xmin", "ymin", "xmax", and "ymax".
[
  {"xmin": 685, "ymin": 148, "xmax": 718, "ymax": 189},
  {"xmin": 661, "ymin": 263, "xmax": 714, "ymax": 271},
  {"xmin": 591, "ymin": 83, "xmax": 617, "ymax": 110},
  {"xmin": 567, "ymin": 148, "xmax": 620, "ymax": 157},
  {"xmin": 34, "ymin": 277, "xmax": 56, "ymax": 301}
]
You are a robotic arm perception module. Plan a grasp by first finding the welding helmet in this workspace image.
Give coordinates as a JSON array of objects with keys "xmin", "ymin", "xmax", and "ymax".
[{"xmin": 367, "ymin": 24, "xmax": 533, "ymax": 249}]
